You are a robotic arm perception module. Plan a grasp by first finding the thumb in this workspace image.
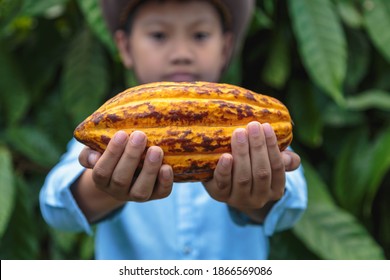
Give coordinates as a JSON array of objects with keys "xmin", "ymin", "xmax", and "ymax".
[
  {"xmin": 282, "ymin": 150, "xmax": 301, "ymax": 172},
  {"xmin": 79, "ymin": 146, "xmax": 101, "ymax": 169}
]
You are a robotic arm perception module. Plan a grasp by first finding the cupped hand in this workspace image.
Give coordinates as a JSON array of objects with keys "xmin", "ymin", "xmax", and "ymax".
[
  {"xmin": 78, "ymin": 130, "xmax": 174, "ymax": 202},
  {"xmin": 204, "ymin": 121, "xmax": 300, "ymax": 210}
]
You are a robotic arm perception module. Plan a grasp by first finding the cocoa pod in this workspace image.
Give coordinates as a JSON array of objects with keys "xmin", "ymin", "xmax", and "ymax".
[{"xmin": 74, "ymin": 81, "xmax": 293, "ymax": 182}]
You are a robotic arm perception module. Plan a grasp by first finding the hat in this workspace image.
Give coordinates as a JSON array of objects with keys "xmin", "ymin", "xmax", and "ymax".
[{"xmin": 100, "ymin": 0, "xmax": 254, "ymax": 53}]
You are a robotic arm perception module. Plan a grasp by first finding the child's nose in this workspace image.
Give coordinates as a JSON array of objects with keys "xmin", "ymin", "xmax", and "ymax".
[{"xmin": 169, "ymin": 40, "xmax": 194, "ymax": 65}]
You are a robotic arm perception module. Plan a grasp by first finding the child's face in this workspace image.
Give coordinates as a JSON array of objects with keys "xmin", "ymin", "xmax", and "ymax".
[{"xmin": 115, "ymin": 0, "xmax": 233, "ymax": 84}]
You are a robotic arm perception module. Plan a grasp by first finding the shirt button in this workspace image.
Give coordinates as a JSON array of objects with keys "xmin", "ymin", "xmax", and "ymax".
[{"xmin": 182, "ymin": 246, "xmax": 192, "ymax": 255}]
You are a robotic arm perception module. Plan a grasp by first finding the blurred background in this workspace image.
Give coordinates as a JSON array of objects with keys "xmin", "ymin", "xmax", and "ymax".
[{"xmin": 0, "ymin": 0, "xmax": 389, "ymax": 259}]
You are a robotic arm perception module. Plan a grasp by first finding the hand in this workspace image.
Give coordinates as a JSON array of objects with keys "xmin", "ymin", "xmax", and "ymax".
[
  {"xmin": 78, "ymin": 130, "xmax": 174, "ymax": 202},
  {"xmin": 204, "ymin": 121, "xmax": 300, "ymax": 212}
]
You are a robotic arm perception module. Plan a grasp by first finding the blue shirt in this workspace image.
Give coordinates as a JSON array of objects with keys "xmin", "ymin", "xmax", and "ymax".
[{"xmin": 40, "ymin": 139, "xmax": 307, "ymax": 260}]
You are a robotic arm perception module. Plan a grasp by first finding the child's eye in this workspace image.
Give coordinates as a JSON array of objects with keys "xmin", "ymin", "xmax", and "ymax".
[
  {"xmin": 193, "ymin": 32, "xmax": 209, "ymax": 41},
  {"xmin": 149, "ymin": 31, "xmax": 167, "ymax": 41}
]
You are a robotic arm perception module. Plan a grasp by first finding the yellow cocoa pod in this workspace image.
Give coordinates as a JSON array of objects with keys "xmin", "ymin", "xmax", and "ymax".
[{"xmin": 74, "ymin": 81, "xmax": 293, "ymax": 182}]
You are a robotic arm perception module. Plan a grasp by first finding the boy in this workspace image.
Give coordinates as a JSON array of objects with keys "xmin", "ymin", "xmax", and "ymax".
[{"xmin": 40, "ymin": 0, "xmax": 307, "ymax": 259}]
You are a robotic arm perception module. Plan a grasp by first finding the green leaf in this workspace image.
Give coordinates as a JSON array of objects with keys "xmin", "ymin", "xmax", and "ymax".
[
  {"xmin": 288, "ymin": 0, "xmax": 347, "ymax": 105},
  {"xmin": 249, "ymin": 7, "xmax": 273, "ymax": 33},
  {"xmin": 333, "ymin": 129, "xmax": 368, "ymax": 213},
  {"xmin": 0, "ymin": 45, "xmax": 30, "ymax": 125},
  {"xmin": 263, "ymin": 0, "xmax": 275, "ymax": 16},
  {"xmin": 374, "ymin": 184, "xmax": 390, "ymax": 254},
  {"xmin": 18, "ymin": 20, "xmax": 67, "ymax": 102},
  {"xmin": 346, "ymin": 90, "xmax": 390, "ymax": 111},
  {"xmin": 359, "ymin": 128, "xmax": 390, "ymax": 218},
  {"xmin": 294, "ymin": 161, "xmax": 385, "ymax": 259},
  {"xmin": 21, "ymin": 0, "xmax": 68, "ymax": 17},
  {"xmin": 363, "ymin": 0, "xmax": 390, "ymax": 63},
  {"xmin": 0, "ymin": 146, "xmax": 15, "ymax": 239},
  {"xmin": 77, "ymin": 0, "xmax": 116, "ymax": 55},
  {"xmin": 269, "ymin": 230, "xmax": 319, "ymax": 260},
  {"xmin": 221, "ymin": 55, "xmax": 242, "ymax": 85},
  {"xmin": 35, "ymin": 91, "xmax": 75, "ymax": 148},
  {"xmin": 5, "ymin": 126, "xmax": 62, "ymax": 168},
  {"xmin": 287, "ymin": 82, "xmax": 324, "ymax": 147},
  {"xmin": 61, "ymin": 27, "xmax": 109, "ymax": 126},
  {"xmin": 50, "ymin": 230, "xmax": 82, "ymax": 255},
  {"xmin": 79, "ymin": 234, "xmax": 94, "ymax": 259},
  {"xmin": 262, "ymin": 28, "xmax": 290, "ymax": 89},
  {"xmin": 0, "ymin": 0, "xmax": 23, "ymax": 34},
  {"xmin": 322, "ymin": 103, "xmax": 364, "ymax": 127},
  {"xmin": 333, "ymin": 127, "xmax": 390, "ymax": 218},
  {"xmin": 0, "ymin": 176, "xmax": 39, "ymax": 259},
  {"xmin": 294, "ymin": 205, "xmax": 385, "ymax": 259},
  {"xmin": 124, "ymin": 69, "xmax": 140, "ymax": 88},
  {"xmin": 344, "ymin": 29, "xmax": 370, "ymax": 92},
  {"xmin": 301, "ymin": 160, "xmax": 335, "ymax": 207},
  {"xmin": 336, "ymin": 0, "xmax": 363, "ymax": 28}
]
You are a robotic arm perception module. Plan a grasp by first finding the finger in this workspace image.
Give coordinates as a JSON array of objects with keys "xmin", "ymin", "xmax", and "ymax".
[
  {"xmin": 282, "ymin": 150, "xmax": 301, "ymax": 171},
  {"xmin": 247, "ymin": 122, "xmax": 272, "ymax": 202},
  {"xmin": 262, "ymin": 123, "xmax": 286, "ymax": 200},
  {"xmin": 128, "ymin": 146, "xmax": 164, "ymax": 202},
  {"xmin": 92, "ymin": 131, "xmax": 128, "ymax": 188},
  {"xmin": 149, "ymin": 164, "xmax": 174, "ymax": 200},
  {"xmin": 79, "ymin": 147, "xmax": 101, "ymax": 169},
  {"xmin": 109, "ymin": 131, "xmax": 147, "ymax": 197},
  {"xmin": 204, "ymin": 153, "xmax": 233, "ymax": 202},
  {"xmin": 230, "ymin": 128, "xmax": 252, "ymax": 205}
]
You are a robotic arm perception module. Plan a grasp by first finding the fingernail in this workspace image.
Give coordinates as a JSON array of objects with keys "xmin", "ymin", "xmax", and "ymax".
[
  {"xmin": 114, "ymin": 131, "xmax": 127, "ymax": 144},
  {"xmin": 88, "ymin": 152, "xmax": 99, "ymax": 166},
  {"xmin": 148, "ymin": 148, "xmax": 162, "ymax": 162},
  {"xmin": 161, "ymin": 167, "xmax": 173, "ymax": 180},
  {"xmin": 248, "ymin": 122, "xmax": 261, "ymax": 137},
  {"xmin": 262, "ymin": 123, "xmax": 273, "ymax": 137},
  {"xmin": 221, "ymin": 154, "xmax": 232, "ymax": 168},
  {"xmin": 235, "ymin": 128, "xmax": 247, "ymax": 143},
  {"xmin": 283, "ymin": 153, "xmax": 292, "ymax": 168},
  {"xmin": 130, "ymin": 131, "xmax": 146, "ymax": 145}
]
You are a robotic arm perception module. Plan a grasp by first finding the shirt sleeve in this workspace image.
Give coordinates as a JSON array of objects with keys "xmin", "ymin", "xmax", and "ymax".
[
  {"xmin": 39, "ymin": 139, "xmax": 93, "ymax": 234},
  {"xmin": 262, "ymin": 163, "xmax": 308, "ymax": 236}
]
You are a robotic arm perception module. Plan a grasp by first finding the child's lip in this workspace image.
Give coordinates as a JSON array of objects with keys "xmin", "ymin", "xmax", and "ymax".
[{"xmin": 164, "ymin": 73, "xmax": 198, "ymax": 82}]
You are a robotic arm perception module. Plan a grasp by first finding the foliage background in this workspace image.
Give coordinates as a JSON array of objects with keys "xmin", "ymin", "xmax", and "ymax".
[{"xmin": 0, "ymin": 0, "xmax": 389, "ymax": 260}]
